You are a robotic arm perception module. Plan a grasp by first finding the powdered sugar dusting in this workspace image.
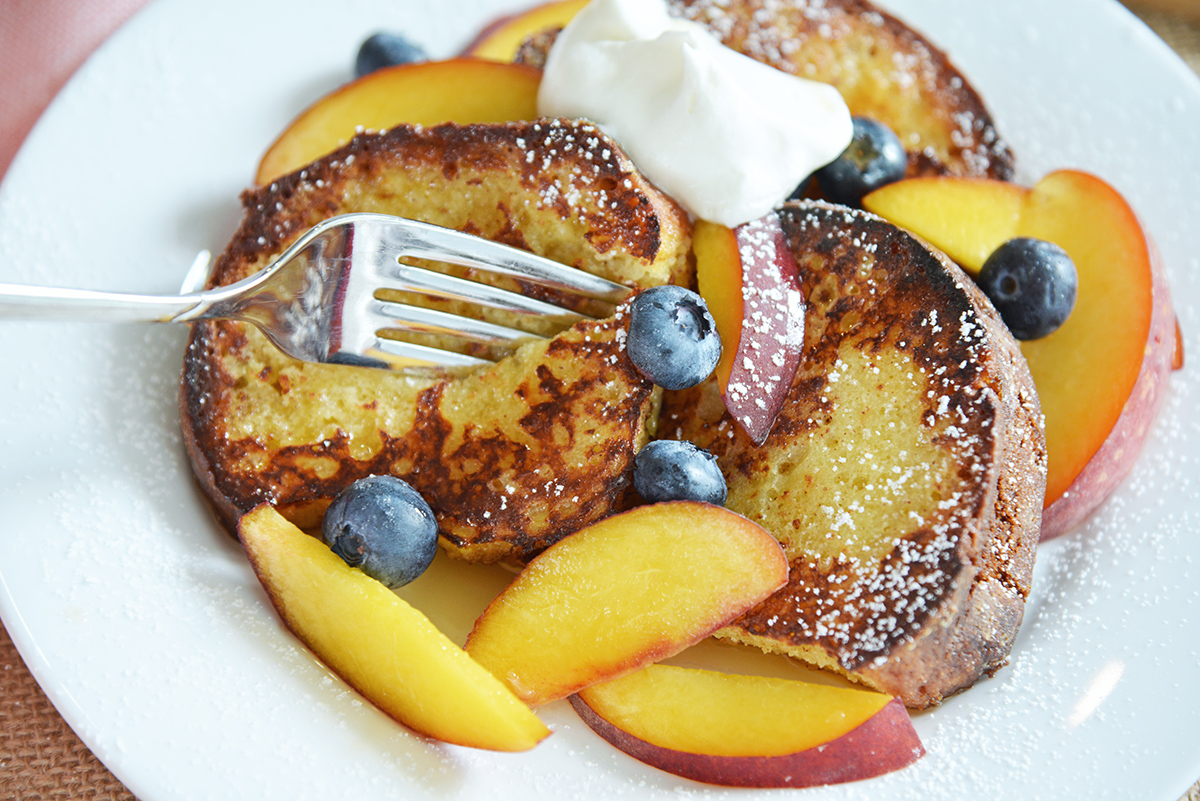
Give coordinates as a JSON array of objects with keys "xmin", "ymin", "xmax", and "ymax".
[
  {"xmin": 695, "ymin": 201, "xmax": 1039, "ymax": 684},
  {"xmin": 723, "ymin": 214, "xmax": 806, "ymax": 441},
  {"xmin": 1, "ymin": 0, "xmax": 1197, "ymax": 797}
]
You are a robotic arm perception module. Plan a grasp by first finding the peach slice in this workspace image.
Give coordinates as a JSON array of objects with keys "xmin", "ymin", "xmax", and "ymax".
[
  {"xmin": 570, "ymin": 664, "xmax": 923, "ymax": 787},
  {"xmin": 464, "ymin": 502, "xmax": 788, "ymax": 706},
  {"xmin": 1022, "ymin": 174, "xmax": 1179, "ymax": 537},
  {"xmin": 862, "ymin": 175, "xmax": 1025, "ymax": 274},
  {"xmin": 462, "ymin": 0, "xmax": 588, "ymax": 62},
  {"xmin": 237, "ymin": 504, "xmax": 550, "ymax": 751},
  {"xmin": 695, "ymin": 213, "xmax": 805, "ymax": 445},
  {"xmin": 864, "ymin": 169, "xmax": 1180, "ymax": 538},
  {"xmin": 255, "ymin": 58, "xmax": 541, "ymax": 185}
]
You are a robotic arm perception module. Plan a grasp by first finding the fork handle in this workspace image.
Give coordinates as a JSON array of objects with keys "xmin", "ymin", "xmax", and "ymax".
[{"xmin": 0, "ymin": 282, "xmax": 204, "ymax": 322}]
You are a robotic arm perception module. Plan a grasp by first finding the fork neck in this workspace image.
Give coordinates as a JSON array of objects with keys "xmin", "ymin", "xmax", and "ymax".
[{"xmin": 0, "ymin": 282, "xmax": 206, "ymax": 322}]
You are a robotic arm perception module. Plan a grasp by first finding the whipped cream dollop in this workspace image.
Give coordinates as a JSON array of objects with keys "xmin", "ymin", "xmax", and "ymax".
[{"xmin": 537, "ymin": 0, "xmax": 853, "ymax": 227}]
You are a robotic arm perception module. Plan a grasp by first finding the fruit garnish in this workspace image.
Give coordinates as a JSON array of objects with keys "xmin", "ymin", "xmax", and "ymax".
[
  {"xmin": 626, "ymin": 285, "xmax": 722, "ymax": 390},
  {"xmin": 354, "ymin": 32, "xmax": 428, "ymax": 77},
  {"xmin": 863, "ymin": 169, "xmax": 1179, "ymax": 537},
  {"xmin": 461, "ymin": 0, "xmax": 589, "ymax": 62},
  {"xmin": 464, "ymin": 502, "xmax": 788, "ymax": 706},
  {"xmin": 255, "ymin": 58, "xmax": 540, "ymax": 186},
  {"xmin": 632, "ymin": 440, "xmax": 727, "ymax": 505},
  {"xmin": 977, "ymin": 237, "xmax": 1078, "ymax": 340},
  {"xmin": 570, "ymin": 664, "xmax": 924, "ymax": 787},
  {"xmin": 695, "ymin": 214, "xmax": 805, "ymax": 445},
  {"xmin": 321, "ymin": 475, "xmax": 438, "ymax": 589},
  {"xmin": 813, "ymin": 117, "xmax": 908, "ymax": 207},
  {"xmin": 860, "ymin": 175, "xmax": 1024, "ymax": 272},
  {"xmin": 238, "ymin": 504, "xmax": 550, "ymax": 751}
]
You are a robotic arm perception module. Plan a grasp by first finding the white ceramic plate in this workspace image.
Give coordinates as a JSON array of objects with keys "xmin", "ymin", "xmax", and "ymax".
[{"xmin": 1, "ymin": 0, "xmax": 1198, "ymax": 799}]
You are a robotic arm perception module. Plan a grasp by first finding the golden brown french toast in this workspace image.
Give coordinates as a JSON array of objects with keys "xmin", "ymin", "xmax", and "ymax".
[
  {"xmin": 659, "ymin": 201, "xmax": 1045, "ymax": 708},
  {"xmin": 180, "ymin": 119, "xmax": 691, "ymax": 562},
  {"xmin": 517, "ymin": 0, "xmax": 1013, "ymax": 181}
]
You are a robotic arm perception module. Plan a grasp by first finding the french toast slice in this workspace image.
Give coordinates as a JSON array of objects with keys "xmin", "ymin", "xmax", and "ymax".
[
  {"xmin": 659, "ymin": 201, "xmax": 1045, "ymax": 708},
  {"xmin": 181, "ymin": 119, "xmax": 692, "ymax": 562},
  {"xmin": 516, "ymin": 0, "xmax": 1014, "ymax": 181}
]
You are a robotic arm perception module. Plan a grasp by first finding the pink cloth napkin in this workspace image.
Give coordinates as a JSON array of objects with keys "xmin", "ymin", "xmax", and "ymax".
[{"xmin": 0, "ymin": 0, "xmax": 151, "ymax": 180}]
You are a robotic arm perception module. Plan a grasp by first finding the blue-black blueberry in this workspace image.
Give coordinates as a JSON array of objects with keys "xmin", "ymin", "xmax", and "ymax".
[
  {"xmin": 977, "ymin": 237, "xmax": 1078, "ymax": 340},
  {"xmin": 321, "ymin": 475, "xmax": 438, "ymax": 589},
  {"xmin": 813, "ymin": 117, "xmax": 908, "ymax": 207},
  {"xmin": 626, "ymin": 285, "xmax": 721, "ymax": 391},
  {"xmin": 355, "ymin": 32, "xmax": 428, "ymax": 78},
  {"xmin": 633, "ymin": 440, "xmax": 727, "ymax": 506}
]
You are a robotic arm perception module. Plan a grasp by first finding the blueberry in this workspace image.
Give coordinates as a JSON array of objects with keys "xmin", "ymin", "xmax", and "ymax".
[
  {"xmin": 626, "ymin": 285, "xmax": 721, "ymax": 390},
  {"xmin": 814, "ymin": 117, "xmax": 908, "ymax": 207},
  {"xmin": 633, "ymin": 440, "xmax": 727, "ymax": 505},
  {"xmin": 321, "ymin": 475, "xmax": 438, "ymax": 589},
  {"xmin": 977, "ymin": 237, "xmax": 1078, "ymax": 340},
  {"xmin": 354, "ymin": 32, "xmax": 428, "ymax": 78}
]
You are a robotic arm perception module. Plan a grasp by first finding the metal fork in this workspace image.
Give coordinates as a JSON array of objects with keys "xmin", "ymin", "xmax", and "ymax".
[{"xmin": 0, "ymin": 213, "xmax": 632, "ymax": 370}]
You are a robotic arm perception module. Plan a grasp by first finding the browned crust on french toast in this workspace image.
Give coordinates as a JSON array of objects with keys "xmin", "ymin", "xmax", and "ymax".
[
  {"xmin": 660, "ymin": 201, "xmax": 1044, "ymax": 707},
  {"xmin": 183, "ymin": 312, "xmax": 659, "ymax": 559},
  {"xmin": 181, "ymin": 119, "xmax": 691, "ymax": 561},
  {"xmin": 210, "ymin": 120, "xmax": 689, "ymax": 291}
]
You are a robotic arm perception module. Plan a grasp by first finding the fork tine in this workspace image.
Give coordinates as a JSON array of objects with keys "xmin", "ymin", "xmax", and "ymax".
[
  {"xmin": 368, "ymin": 214, "xmax": 632, "ymax": 304},
  {"xmin": 383, "ymin": 262, "xmax": 591, "ymax": 320},
  {"xmin": 370, "ymin": 299, "xmax": 548, "ymax": 346},
  {"xmin": 366, "ymin": 338, "xmax": 496, "ymax": 370}
]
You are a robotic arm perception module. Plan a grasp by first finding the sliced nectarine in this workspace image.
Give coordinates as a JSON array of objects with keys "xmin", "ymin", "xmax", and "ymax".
[
  {"xmin": 863, "ymin": 175, "xmax": 1025, "ymax": 274},
  {"xmin": 256, "ymin": 58, "xmax": 541, "ymax": 185},
  {"xmin": 863, "ymin": 169, "xmax": 1179, "ymax": 536},
  {"xmin": 1032, "ymin": 196, "xmax": 1180, "ymax": 537},
  {"xmin": 570, "ymin": 664, "xmax": 923, "ymax": 787},
  {"xmin": 694, "ymin": 220, "xmax": 743, "ymax": 391},
  {"xmin": 238, "ymin": 504, "xmax": 549, "ymax": 751},
  {"xmin": 1015, "ymin": 171, "xmax": 1160, "ymax": 517},
  {"xmin": 695, "ymin": 214, "xmax": 805, "ymax": 445},
  {"xmin": 462, "ymin": 0, "xmax": 588, "ymax": 62},
  {"xmin": 464, "ymin": 502, "xmax": 788, "ymax": 706}
]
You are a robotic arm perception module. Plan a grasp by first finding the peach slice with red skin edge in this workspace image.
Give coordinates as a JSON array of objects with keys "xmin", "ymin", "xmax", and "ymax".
[
  {"xmin": 255, "ymin": 58, "xmax": 541, "ymax": 186},
  {"xmin": 464, "ymin": 501, "xmax": 788, "ymax": 707},
  {"xmin": 864, "ymin": 169, "xmax": 1182, "ymax": 539},
  {"xmin": 1017, "ymin": 171, "xmax": 1179, "ymax": 537},
  {"xmin": 237, "ymin": 504, "xmax": 549, "ymax": 752},
  {"xmin": 1039, "ymin": 232, "xmax": 1178, "ymax": 537},
  {"xmin": 695, "ymin": 213, "xmax": 806, "ymax": 445},
  {"xmin": 570, "ymin": 664, "xmax": 923, "ymax": 788},
  {"xmin": 461, "ymin": 0, "xmax": 588, "ymax": 62}
]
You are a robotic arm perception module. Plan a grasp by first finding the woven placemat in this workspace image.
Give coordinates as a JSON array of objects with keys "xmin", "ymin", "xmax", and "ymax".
[
  {"xmin": 0, "ymin": 624, "xmax": 135, "ymax": 800},
  {"xmin": 1, "ymin": 4, "xmax": 1198, "ymax": 800}
]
